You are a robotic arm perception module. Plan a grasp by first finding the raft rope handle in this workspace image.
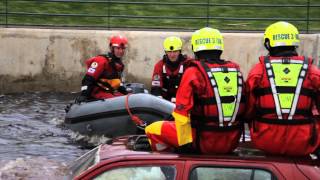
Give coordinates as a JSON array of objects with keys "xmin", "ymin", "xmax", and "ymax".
[{"xmin": 125, "ymin": 94, "xmax": 147, "ymax": 129}]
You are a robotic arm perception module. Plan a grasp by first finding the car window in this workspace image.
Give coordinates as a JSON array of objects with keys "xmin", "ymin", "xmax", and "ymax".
[
  {"xmin": 254, "ymin": 169, "xmax": 273, "ymax": 180},
  {"xmin": 68, "ymin": 146, "xmax": 99, "ymax": 179},
  {"xmin": 189, "ymin": 167, "xmax": 273, "ymax": 180},
  {"xmin": 93, "ymin": 165, "xmax": 176, "ymax": 180}
]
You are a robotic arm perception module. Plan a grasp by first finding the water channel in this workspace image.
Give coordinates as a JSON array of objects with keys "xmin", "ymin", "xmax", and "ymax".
[
  {"xmin": 0, "ymin": 92, "xmax": 88, "ymax": 179},
  {"xmin": 0, "ymin": 91, "xmax": 252, "ymax": 179}
]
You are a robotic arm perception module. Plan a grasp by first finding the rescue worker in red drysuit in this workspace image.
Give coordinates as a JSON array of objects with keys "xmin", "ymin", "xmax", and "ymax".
[
  {"xmin": 151, "ymin": 36, "xmax": 192, "ymax": 103},
  {"xmin": 246, "ymin": 21, "xmax": 320, "ymax": 156},
  {"xmin": 75, "ymin": 35, "xmax": 129, "ymax": 103},
  {"xmin": 145, "ymin": 27, "xmax": 246, "ymax": 154}
]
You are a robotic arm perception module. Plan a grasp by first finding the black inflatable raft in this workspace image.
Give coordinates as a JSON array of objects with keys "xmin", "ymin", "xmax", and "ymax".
[{"xmin": 65, "ymin": 93, "xmax": 175, "ymax": 137}]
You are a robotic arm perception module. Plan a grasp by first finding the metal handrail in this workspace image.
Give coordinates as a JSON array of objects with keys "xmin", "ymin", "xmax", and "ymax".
[
  {"xmin": 0, "ymin": 0, "xmax": 319, "ymax": 33},
  {"xmin": 6, "ymin": 0, "xmax": 320, "ymax": 7},
  {"xmin": 2, "ymin": 12, "xmax": 319, "ymax": 22}
]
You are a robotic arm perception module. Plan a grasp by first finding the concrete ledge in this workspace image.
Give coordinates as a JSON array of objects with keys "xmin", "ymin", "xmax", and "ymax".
[{"xmin": 0, "ymin": 28, "xmax": 319, "ymax": 94}]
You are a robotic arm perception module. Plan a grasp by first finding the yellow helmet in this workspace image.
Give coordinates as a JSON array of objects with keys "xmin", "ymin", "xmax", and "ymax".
[
  {"xmin": 163, "ymin": 36, "xmax": 183, "ymax": 51},
  {"xmin": 264, "ymin": 21, "xmax": 300, "ymax": 47},
  {"xmin": 191, "ymin": 27, "xmax": 224, "ymax": 52}
]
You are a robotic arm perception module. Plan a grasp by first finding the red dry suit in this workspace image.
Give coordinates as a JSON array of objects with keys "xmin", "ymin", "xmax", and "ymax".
[
  {"xmin": 151, "ymin": 54, "xmax": 191, "ymax": 102},
  {"xmin": 246, "ymin": 55, "xmax": 320, "ymax": 156},
  {"xmin": 81, "ymin": 53, "xmax": 126, "ymax": 100},
  {"xmin": 146, "ymin": 59, "xmax": 246, "ymax": 154}
]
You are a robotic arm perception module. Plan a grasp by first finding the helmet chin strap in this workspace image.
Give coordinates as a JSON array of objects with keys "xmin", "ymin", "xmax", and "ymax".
[
  {"xmin": 108, "ymin": 52, "xmax": 121, "ymax": 62},
  {"xmin": 265, "ymin": 39, "xmax": 298, "ymax": 57},
  {"xmin": 164, "ymin": 54, "xmax": 181, "ymax": 68},
  {"xmin": 269, "ymin": 47, "xmax": 298, "ymax": 57},
  {"xmin": 194, "ymin": 50, "xmax": 222, "ymax": 63},
  {"xmin": 264, "ymin": 39, "xmax": 271, "ymax": 51},
  {"xmin": 110, "ymin": 46, "xmax": 115, "ymax": 54}
]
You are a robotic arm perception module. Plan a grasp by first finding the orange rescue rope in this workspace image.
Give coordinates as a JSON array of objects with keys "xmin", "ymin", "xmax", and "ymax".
[{"xmin": 125, "ymin": 94, "xmax": 147, "ymax": 128}]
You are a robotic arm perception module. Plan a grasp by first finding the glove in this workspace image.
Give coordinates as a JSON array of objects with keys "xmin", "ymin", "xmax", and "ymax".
[
  {"xmin": 171, "ymin": 97, "xmax": 176, "ymax": 103},
  {"xmin": 118, "ymin": 86, "xmax": 128, "ymax": 95},
  {"xmin": 74, "ymin": 95, "xmax": 88, "ymax": 104}
]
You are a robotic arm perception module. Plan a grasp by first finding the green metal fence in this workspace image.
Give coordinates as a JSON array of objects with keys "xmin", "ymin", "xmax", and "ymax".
[{"xmin": 0, "ymin": 0, "xmax": 319, "ymax": 33}]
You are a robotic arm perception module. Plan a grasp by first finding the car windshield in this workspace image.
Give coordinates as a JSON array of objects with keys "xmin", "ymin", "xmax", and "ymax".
[
  {"xmin": 67, "ymin": 145, "xmax": 100, "ymax": 179},
  {"xmin": 93, "ymin": 165, "xmax": 176, "ymax": 180}
]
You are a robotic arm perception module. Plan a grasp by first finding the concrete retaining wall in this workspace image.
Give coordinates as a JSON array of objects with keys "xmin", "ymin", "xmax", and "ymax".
[{"xmin": 0, "ymin": 28, "xmax": 319, "ymax": 94}]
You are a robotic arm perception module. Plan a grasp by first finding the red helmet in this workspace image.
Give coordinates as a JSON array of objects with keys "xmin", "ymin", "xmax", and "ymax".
[{"xmin": 109, "ymin": 35, "xmax": 128, "ymax": 48}]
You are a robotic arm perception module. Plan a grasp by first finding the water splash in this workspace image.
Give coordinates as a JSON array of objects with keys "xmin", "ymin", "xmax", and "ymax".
[
  {"xmin": 0, "ymin": 92, "xmax": 88, "ymax": 178},
  {"xmin": 0, "ymin": 157, "xmax": 69, "ymax": 180}
]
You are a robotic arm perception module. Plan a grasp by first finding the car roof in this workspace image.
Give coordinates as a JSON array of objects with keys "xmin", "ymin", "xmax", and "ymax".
[{"xmin": 97, "ymin": 135, "xmax": 318, "ymax": 165}]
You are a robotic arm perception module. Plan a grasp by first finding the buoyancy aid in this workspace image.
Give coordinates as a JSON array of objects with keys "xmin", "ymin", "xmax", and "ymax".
[
  {"xmin": 191, "ymin": 60, "xmax": 245, "ymax": 153},
  {"xmin": 251, "ymin": 55, "xmax": 319, "ymax": 155},
  {"xmin": 151, "ymin": 54, "xmax": 188, "ymax": 101},
  {"xmin": 255, "ymin": 56, "xmax": 315, "ymax": 121},
  {"xmin": 161, "ymin": 59, "xmax": 184, "ymax": 95},
  {"xmin": 88, "ymin": 53, "xmax": 124, "ymax": 92}
]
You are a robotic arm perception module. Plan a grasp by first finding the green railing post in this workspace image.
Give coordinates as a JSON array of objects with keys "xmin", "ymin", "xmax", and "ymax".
[
  {"xmin": 206, "ymin": 0, "xmax": 210, "ymax": 27},
  {"xmin": 107, "ymin": 0, "xmax": 110, "ymax": 30},
  {"xmin": 5, "ymin": 0, "xmax": 8, "ymax": 27},
  {"xmin": 2, "ymin": 0, "xmax": 319, "ymax": 32},
  {"xmin": 306, "ymin": 0, "xmax": 310, "ymax": 33}
]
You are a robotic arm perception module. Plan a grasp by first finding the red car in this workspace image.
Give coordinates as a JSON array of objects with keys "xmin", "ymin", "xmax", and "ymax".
[{"xmin": 68, "ymin": 135, "xmax": 320, "ymax": 180}]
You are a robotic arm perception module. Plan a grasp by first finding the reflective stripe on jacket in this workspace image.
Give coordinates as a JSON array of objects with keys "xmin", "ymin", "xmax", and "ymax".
[
  {"xmin": 151, "ymin": 55, "xmax": 190, "ymax": 101},
  {"xmin": 246, "ymin": 55, "xmax": 320, "ymax": 156},
  {"xmin": 173, "ymin": 59, "xmax": 245, "ymax": 153}
]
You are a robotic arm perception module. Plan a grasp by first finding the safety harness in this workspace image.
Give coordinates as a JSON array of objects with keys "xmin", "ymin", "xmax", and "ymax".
[
  {"xmin": 254, "ymin": 56, "xmax": 317, "ymax": 145},
  {"xmin": 192, "ymin": 60, "xmax": 243, "ymax": 130},
  {"xmin": 161, "ymin": 62, "xmax": 184, "ymax": 95},
  {"xmin": 255, "ymin": 56, "xmax": 314, "ymax": 121},
  {"xmin": 96, "ymin": 54, "xmax": 123, "ymax": 93},
  {"xmin": 189, "ymin": 60, "xmax": 244, "ymax": 153}
]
